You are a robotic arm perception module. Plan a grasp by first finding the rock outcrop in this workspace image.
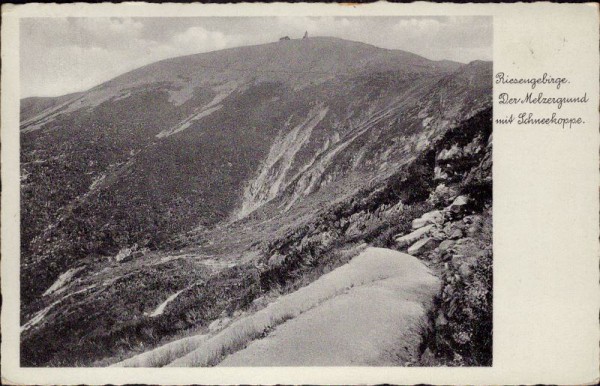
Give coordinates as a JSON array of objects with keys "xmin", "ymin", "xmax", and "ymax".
[{"xmin": 395, "ymin": 224, "xmax": 434, "ymax": 248}]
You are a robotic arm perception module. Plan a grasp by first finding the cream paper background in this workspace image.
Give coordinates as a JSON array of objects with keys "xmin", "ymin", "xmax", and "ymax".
[{"xmin": 2, "ymin": 2, "xmax": 598, "ymax": 385}]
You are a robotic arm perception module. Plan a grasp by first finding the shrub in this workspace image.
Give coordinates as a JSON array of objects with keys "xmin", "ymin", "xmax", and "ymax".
[{"xmin": 460, "ymin": 179, "xmax": 492, "ymax": 212}]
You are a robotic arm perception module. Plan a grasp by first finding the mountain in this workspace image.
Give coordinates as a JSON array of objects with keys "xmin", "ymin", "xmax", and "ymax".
[{"xmin": 20, "ymin": 37, "xmax": 492, "ymax": 366}]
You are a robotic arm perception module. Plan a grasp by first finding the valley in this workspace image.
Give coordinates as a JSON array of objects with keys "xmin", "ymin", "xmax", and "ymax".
[{"xmin": 20, "ymin": 37, "xmax": 492, "ymax": 367}]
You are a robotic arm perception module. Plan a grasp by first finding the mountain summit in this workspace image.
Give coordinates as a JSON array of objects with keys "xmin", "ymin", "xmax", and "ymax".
[{"xmin": 22, "ymin": 37, "xmax": 461, "ymax": 126}]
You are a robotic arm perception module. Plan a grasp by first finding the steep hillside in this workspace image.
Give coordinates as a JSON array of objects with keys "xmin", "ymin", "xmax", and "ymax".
[{"xmin": 20, "ymin": 37, "xmax": 491, "ymax": 366}]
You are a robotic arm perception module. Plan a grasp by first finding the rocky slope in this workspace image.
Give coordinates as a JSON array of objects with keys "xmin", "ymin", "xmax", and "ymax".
[{"xmin": 20, "ymin": 37, "xmax": 492, "ymax": 366}]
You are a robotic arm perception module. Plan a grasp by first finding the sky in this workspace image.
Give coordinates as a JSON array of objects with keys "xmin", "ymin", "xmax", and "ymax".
[{"xmin": 20, "ymin": 16, "xmax": 492, "ymax": 98}]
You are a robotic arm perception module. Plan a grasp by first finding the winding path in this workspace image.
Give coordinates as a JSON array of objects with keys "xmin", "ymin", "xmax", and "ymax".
[
  {"xmin": 117, "ymin": 247, "xmax": 440, "ymax": 367},
  {"xmin": 218, "ymin": 248, "xmax": 440, "ymax": 366}
]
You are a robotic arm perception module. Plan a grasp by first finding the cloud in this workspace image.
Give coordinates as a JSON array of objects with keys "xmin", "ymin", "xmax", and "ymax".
[
  {"xmin": 166, "ymin": 26, "xmax": 261, "ymax": 55},
  {"xmin": 391, "ymin": 16, "xmax": 491, "ymax": 49},
  {"xmin": 21, "ymin": 17, "xmax": 145, "ymax": 50},
  {"xmin": 21, "ymin": 43, "xmax": 121, "ymax": 97},
  {"xmin": 70, "ymin": 17, "xmax": 145, "ymax": 48},
  {"xmin": 385, "ymin": 16, "xmax": 492, "ymax": 61},
  {"xmin": 393, "ymin": 17, "xmax": 441, "ymax": 32},
  {"xmin": 21, "ymin": 18, "xmax": 71, "ymax": 46},
  {"xmin": 171, "ymin": 27, "xmax": 228, "ymax": 51}
]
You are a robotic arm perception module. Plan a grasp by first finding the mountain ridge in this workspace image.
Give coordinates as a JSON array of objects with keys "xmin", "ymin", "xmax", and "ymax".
[{"xmin": 21, "ymin": 36, "xmax": 467, "ymax": 104}]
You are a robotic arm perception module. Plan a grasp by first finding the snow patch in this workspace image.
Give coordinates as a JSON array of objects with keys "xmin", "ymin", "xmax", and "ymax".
[
  {"xmin": 22, "ymin": 285, "xmax": 97, "ymax": 332},
  {"xmin": 113, "ymin": 91, "xmax": 132, "ymax": 101},
  {"xmin": 20, "ymin": 95, "xmax": 85, "ymax": 133},
  {"xmin": 21, "ymin": 301, "xmax": 60, "ymax": 332},
  {"xmin": 89, "ymin": 174, "xmax": 106, "ymax": 191},
  {"xmin": 43, "ymin": 267, "xmax": 84, "ymax": 297},
  {"xmin": 147, "ymin": 289, "xmax": 187, "ymax": 317},
  {"xmin": 422, "ymin": 117, "xmax": 433, "ymax": 127},
  {"xmin": 282, "ymin": 103, "xmax": 400, "ymax": 211},
  {"xmin": 161, "ymin": 80, "xmax": 239, "ymax": 137},
  {"xmin": 157, "ymin": 105, "xmax": 222, "ymax": 138},
  {"xmin": 238, "ymin": 104, "xmax": 329, "ymax": 217}
]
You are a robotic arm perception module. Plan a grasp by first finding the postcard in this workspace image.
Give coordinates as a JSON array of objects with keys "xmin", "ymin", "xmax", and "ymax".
[{"xmin": 2, "ymin": 2, "xmax": 598, "ymax": 385}]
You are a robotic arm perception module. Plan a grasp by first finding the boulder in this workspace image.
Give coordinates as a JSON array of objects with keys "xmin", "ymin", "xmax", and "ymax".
[
  {"xmin": 420, "ymin": 348, "xmax": 436, "ymax": 364},
  {"xmin": 412, "ymin": 210, "xmax": 444, "ymax": 229},
  {"xmin": 478, "ymin": 249, "xmax": 492, "ymax": 260},
  {"xmin": 458, "ymin": 263, "xmax": 473, "ymax": 278},
  {"xmin": 449, "ymin": 229, "xmax": 464, "ymax": 240},
  {"xmin": 453, "ymin": 237, "xmax": 473, "ymax": 248},
  {"xmin": 447, "ymin": 195, "xmax": 469, "ymax": 214},
  {"xmin": 412, "ymin": 218, "xmax": 427, "ymax": 229},
  {"xmin": 437, "ymin": 144, "xmax": 463, "ymax": 161},
  {"xmin": 349, "ymin": 211, "xmax": 365, "ymax": 222},
  {"xmin": 408, "ymin": 237, "xmax": 439, "ymax": 256},
  {"xmin": 131, "ymin": 250, "xmax": 144, "ymax": 259},
  {"xmin": 463, "ymin": 214, "xmax": 482, "ymax": 225},
  {"xmin": 115, "ymin": 247, "xmax": 134, "ymax": 263},
  {"xmin": 443, "ymin": 284, "xmax": 454, "ymax": 298},
  {"xmin": 451, "ymin": 254, "xmax": 465, "ymax": 267},
  {"xmin": 463, "ymin": 137, "xmax": 483, "ymax": 155},
  {"xmin": 394, "ymin": 224, "xmax": 434, "ymax": 247},
  {"xmin": 429, "ymin": 225, "xmax": 447, "ymax": 241},
  {"xmin": 428, "ymin": 183, "xmax": 458, "ymax": 206},
  {"xmin": 382, "ymin": 201, "xmax": 404, "ymax": 220},
  {"xmin": 438, "ymin": 239, "xmax": 455, "ymax": 253},
  {"xmin": 339, "ymin": 218, "xmax": 349, "ymax": 229},
  {"xmin": 435, "ymin": 312, "xmax": 448, "ymax": 328},
  {"xmin": 466, "ymin": 226, "xmax": 480, "ymax": 237},
  {"xmin": 434, "ymin": 166, "xmax": 449, "ymax": 180},
  {"xmin": 442, "ymin": 222, "xmax": 454, "ymax": 235},
  {"xmin": 345, "ymin": 211, "xmax": 379, "ymax": 238}
]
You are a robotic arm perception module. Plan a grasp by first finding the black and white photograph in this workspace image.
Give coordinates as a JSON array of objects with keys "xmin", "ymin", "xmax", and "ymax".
[
  {"xmin": 18, "ymin": 14, "xmax": 494, "ymax": 368},
  {"xmin": 4, "ymin": 2, "xmax": 599, "ymax": 384}
]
